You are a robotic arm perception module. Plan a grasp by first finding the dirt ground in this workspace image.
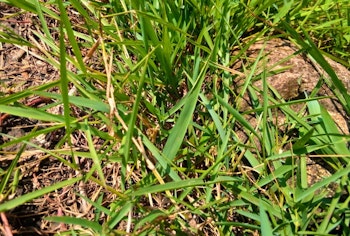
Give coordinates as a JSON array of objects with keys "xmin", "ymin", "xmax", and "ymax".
[
  {"xmin": 0, "ymin": 3, "xmax": 120, "ymax": 235},
  {"xmin": 0, "ymin": 3, "xmax": 349, "ymax": 236}
]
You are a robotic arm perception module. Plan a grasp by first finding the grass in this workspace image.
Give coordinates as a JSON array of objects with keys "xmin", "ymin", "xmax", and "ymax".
[{"xmin": 0, "ymin": 0, "xmax": 349, "ymax": 235}]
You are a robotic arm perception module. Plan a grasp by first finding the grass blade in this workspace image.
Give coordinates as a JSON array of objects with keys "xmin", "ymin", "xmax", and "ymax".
[
  {"xmin": 0, "ymin": 176, "xmax": 82, "ymax": 212},
  {"xmin": 0, "ymin": 105, "xmax": 66, "ymax": 123},
  {"xmin": 295, "ymin": 165, "xmax": 350, "ymax": 202},
  {"xmin": 45, "ymin": 216, "xmax": 103, "ymax": 233},
  {"xmin": 162, "ymin": 60, "xmax": 209, "ymax": 162},
  {"xmin": 260, "ymin": 199, "xmax": 274, "ymax": 236}
]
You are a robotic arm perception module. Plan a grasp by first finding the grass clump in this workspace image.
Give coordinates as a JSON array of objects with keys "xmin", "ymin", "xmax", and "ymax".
[{"xmin": 0, "ymin": 0, "xmax": 349, "ymax": 235}]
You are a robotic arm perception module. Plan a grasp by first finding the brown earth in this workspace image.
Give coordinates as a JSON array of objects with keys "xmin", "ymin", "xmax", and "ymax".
[{"xmin": 0, "ymin": 3, "xmax": 119, "ymax": 235}]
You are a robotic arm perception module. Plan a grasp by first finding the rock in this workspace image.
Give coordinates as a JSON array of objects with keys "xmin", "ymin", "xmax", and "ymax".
[
  {"xmin": 230, "ymin": 38, "xmax": 350, "ymax": 189},
  {"xmin": 233, "ymin": 38, "xmax": 350, "ymax": 134}
]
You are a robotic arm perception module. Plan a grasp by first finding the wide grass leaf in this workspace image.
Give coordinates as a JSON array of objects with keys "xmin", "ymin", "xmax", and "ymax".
[
  {"xmin": 33, "ymin": 91, "xmax": 110, "ymax": 113},
  {"xmin": 162, "ymin": 59, "xmax": 209, "ymax": 161},
  {"xmin": 0, "ymin": 105, "xmax": 66, "ymax": 123},
  {"xmin": 259, "ymin": 199, "xmax": 274, "ymax": 236}
]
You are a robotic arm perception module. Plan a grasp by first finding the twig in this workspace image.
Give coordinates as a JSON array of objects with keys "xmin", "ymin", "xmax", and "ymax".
[{"xmin": 0, "ymin": 212, "xmax": 13, "ymax": 236}]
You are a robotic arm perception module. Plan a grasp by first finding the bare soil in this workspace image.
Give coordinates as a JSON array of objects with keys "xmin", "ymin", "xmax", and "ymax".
[{"xmin": 0, "ymin": 4, "xmax": 119, "ymax": 235}]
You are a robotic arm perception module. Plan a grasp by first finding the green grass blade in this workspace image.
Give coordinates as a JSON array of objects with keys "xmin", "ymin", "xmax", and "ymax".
[
  {"xmin": 139, "ymin": 131, "xmax": 181, "ymax": 181},
  {"xmin": 295, "ymin": 165, "xmax": 350, "ymax": 202},
  {"xmin": 199, "ymin": 92, "xmax": 226, "ymax": 142},
  {"xmin": 0, "ymin": 176, "xmax": 82, "ymax": 212},
  {"xmin": 122, "ymin": 54, "xmax": 149, "ymax": 188},
  {"xmin": 215, "ymin": 94, "xmax": 260, "ymax": 139},
  {"xmin": 107, "ymin": 200, "xmax": 133, "ymax": 229},
  {"xmin": 259, "ymin": 199, "xmax": 274, "ymax": 236},
  {"xmin": 240, "ymin": 192, "xmax": 281, "ymax": 218},
  {"xmin": 57, "ymin": 0, "xmax": 86, "ymax": 74},
  {"xmin": 255, "ymin": 164, "xmax": 295, "ymax": 189},
  {"xmin": 282, "ymin": 21, "xmax": 350, "ymax": 114},
  {"xmin": 0, "ymin": 105, "xmax": 66, "ymax": 123},
  {"xmin": 76, "ymin": 192, "xmax": 111, "ymax": 217},
  {"xmin": 0, "ymin": 144, "xmax": 26, "ymax": 195},
  {"xmin": 317, "ymin": 186, "xmax": 341, "ymax": 233},
  {"xmin": 131, "ymin": 176, "xmax": 240, "ymax": 197},
  {"xmin": 69, "ymin": 0, "xmax": 99, "ymax": 29},
  {"xmin": 33, "ymin": 91, "xmax": 110, "ymax": 113},
  {"xmin": 45, "ymin": 216, "xmax": 103, "ymax": 233},
  {"xmin": 0, "ymin": 30, "xmax": 32, "ymax": 46},
  {"xmin": 34, "ymin": 0, "xmax": 53, "ymax": 41},
  {"xmin": 58, "ymin": 11, "xmax": 72, "ymax": 139},
  {"xmin": 82, "ymin": 119, "xmax": 105, "ymax": 184},
  {"xmin": 162, "ymin": 60, "xmax": 209, "ymax": 162},
  {"xmin": 293, "ymin": 128, "xmax": 314, "ymax": 150},
  {"xmin": 2, "ymin": 0, "xmax": 35, "ymax": 12}
]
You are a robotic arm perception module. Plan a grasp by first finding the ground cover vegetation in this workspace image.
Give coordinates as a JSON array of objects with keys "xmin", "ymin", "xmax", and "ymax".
[{"xmin": 0, "ymin": 0, "xmax": 349, "ymax": 235}]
